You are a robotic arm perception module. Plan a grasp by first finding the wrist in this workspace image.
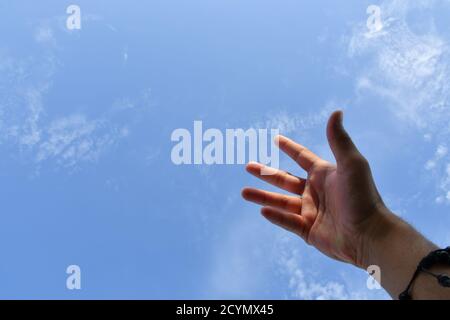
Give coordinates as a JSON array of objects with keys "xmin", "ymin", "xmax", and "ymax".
[
  {"xmin": 357, "ymin": 206, "xmax": 400, "ymax": 269},
  {"xmin": 358, "ymin": 207, "xmax": 438, "ymax": 298}
]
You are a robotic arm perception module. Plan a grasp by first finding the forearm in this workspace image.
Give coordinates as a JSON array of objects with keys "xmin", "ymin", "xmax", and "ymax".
[{"xmin": 361, "ymin": 209, "xmax": 450, "ymax": 299}]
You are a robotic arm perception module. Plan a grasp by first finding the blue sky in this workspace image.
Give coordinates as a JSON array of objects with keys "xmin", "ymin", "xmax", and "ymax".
[{"xmin": 0, "ymin": 0, "xmax": 449, "ymax": 299}]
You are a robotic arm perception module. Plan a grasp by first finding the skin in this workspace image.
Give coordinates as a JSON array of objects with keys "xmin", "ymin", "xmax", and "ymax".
[{"xmin": 242, "ymin": 110, "xmax": 450, "ymax": 300}]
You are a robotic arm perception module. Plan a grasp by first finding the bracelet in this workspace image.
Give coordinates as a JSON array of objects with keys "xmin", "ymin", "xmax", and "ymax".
[{"xmin": 399, "ymin": 247, "xmax": 450, "ymax": 300}]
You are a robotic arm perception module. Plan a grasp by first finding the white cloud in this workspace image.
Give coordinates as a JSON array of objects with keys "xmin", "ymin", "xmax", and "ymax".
[
  {"xmin": 279, "ymin": 249, "xmax": 349, "ymax": 299},
  {"xmin": 275, "ymin": 236, "xmax": 373, "ymax": 300},
  {"xmin": 123, "ymin": 47, "xmax": 129, "ymax": 64},
  {"xmin": 350, "ymin": 15, "xmax": 449, "ymax": 127},
  {"xmin": 256, "ymin": 102, "xmax": 339, "ymax": 136},
  {"xmin": 425, "ymin": 144, "xmax": 448, "ymax": 170},
  {"xmin": 19, "ymin": 87, "xmax": 46, "ymax": 147},
  {"xmin": 436, "ymin": 163, "xmax": 450, "ymax": 202},
  {"xmin": 0, "ymin": 21, "xmax": 153, "ymax": 171},
  {"xmin": 207, "ymin": 212, "xmax": 376, "ymax": 299},
  {"xmin": 0, "ymin": 52, "xmax": 54, "ymax": 147},
  {"xmin": 36, "ymin": 114, "xmax": 117, "ymax": 168},
  {"xmin": 207, "ymin": 215, "xmax": 271, "ymax": 298},
  {"xmin": 0, "ymin": 52, "xmax": 113, "ymax": 169},
  {"xmin": 349, "ymin": 0, "xmax": 450, "ymax": 203},
  {"xmin": 35, "ymin": 25, "xmax": 56, "ymax": 46}
]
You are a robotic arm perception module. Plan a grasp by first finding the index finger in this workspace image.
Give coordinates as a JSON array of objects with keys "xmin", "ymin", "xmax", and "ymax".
[{"xmin": 275, "ymin": 135, "xmax": 320, "ymax": 171}]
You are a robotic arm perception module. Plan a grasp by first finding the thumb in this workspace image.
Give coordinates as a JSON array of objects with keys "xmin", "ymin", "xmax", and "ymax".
[{"xmin": 326, "ymin": 110, "xmax": 364, "ymax": 166}]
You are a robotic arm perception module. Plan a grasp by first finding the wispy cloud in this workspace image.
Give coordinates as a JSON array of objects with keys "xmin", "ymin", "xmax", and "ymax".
[
  {"xmin": 34, "ymin": 24, "xmax": 57, "ymax": 47},
  {"xmin": 36, "ymin": 114, "xmax": 126, "ymax": 168},
  {"xmin": 207, "ymin": 213, "xmax": 376, "ymax": 299},
  {"xmin": 275, "ymin": 235, "xmax": 374, "ymax": 300},
  {"xmin": 350, "ymin": 2, "xmax": 449, "ymax": 125},
  {"xmin": 348, "ymin": 0, "xmax": 450, "ymax": 203},
  {"xmin": 258, "ymin": 104, "xmax": 335, "ymax": 136},
  {"xmin": 0, "ymin": 19, "xmax": 153, "ymax": 171}
]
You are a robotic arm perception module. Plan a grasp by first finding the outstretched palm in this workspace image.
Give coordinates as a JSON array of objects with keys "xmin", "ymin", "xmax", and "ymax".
[{"xmin": 242, "ymin": 111, "xmax": 384, "ymax": 267}]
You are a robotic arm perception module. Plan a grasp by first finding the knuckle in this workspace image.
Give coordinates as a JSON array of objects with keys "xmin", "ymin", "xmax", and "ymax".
[
  {"xmin": 275, "ymin": 173, "xmax": 284, "ymax": 187},
  {"xmin": 282, "ymin": 196, "xmax": 290, "ymax": 209},
  {"xmin": 359, "ymin": 156, "xmax": 369, "ymax": 168},
  {"xmin": 344, "ymin": 153, "xmax": 369, "ymax": 169},
  {"xmin": 294, "ymin": 149, "xmax": 305, "ymax": 163}
]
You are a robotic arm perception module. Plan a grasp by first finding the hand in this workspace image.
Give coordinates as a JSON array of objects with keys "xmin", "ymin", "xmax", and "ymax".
[{"xmin": 242, "ymin": 111, "xmax": 388, "ymax": 268}]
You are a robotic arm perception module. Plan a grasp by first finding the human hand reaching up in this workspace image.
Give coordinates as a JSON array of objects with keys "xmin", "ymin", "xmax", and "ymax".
[
  {"xmin": 242, "ymin": 111, "xmax": 450, "ymax": 300},
  {"xmin": 242, "ymin": 111, "xmax": 386, "ymax": 267},
  {"xmin": 242, "ymin": 111, "xmax": 450, "ymax": 299}
]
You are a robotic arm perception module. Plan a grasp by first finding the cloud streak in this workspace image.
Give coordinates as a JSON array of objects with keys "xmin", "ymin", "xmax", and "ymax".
[
  {"xmin": 0, "ymin": 20, "xmax": 152, "ymax": 171},
  {"xmin": 349, "ymin": 0, "xmax": 450, "ymax": 203}
]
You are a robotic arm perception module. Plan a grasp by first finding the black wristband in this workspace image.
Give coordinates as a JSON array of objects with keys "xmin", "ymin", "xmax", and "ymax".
[{"xmin": 399, "ymin": 247, "xmax": 450, "ymax": 300}]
